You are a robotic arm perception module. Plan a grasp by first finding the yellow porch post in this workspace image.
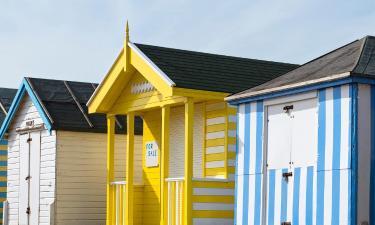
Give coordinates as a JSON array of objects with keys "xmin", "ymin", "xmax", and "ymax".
[
  {"xmin": 184, "ymin": 99, "xmax": 194, "ymax": 225},
  {"xmin": 161, "ymin": 106, "xmax": 170, "ymax": 225},
  {"xmin": 126, "ymin": 112, "xmax": 135, "ymax": 225},
  {"xmin": 106, "ymin": 115, "xmax": 115, "ymax": 225}
]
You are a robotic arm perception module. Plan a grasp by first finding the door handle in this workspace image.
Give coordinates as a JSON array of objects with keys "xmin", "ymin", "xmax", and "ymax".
[{"xmin": 282, "ymin": 172, "xmax": 293, "ymax": 181}]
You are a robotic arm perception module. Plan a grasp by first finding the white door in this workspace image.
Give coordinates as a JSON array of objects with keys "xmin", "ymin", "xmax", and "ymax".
[
  {"xmin": 265, "ymin": 98, "xmax": 317, "ymax": 225},
  {"xmin": 19, "ymin": 131, "xmax": 41, "ymax": 225}
]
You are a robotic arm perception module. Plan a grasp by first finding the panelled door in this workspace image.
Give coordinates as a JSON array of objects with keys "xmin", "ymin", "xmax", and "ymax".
[
  {"xmin": 265, "ymin": 98, "xmax": 317, "ymax": 225},
  {"xmin": 19, "ymin": 131, "xmax": 41, "ymax": 225}
]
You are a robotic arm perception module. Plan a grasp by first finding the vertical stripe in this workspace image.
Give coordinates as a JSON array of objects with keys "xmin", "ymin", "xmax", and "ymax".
[
  {"xmin": 305, "ymin": 166, "xmax": 314, "ymax": 225},
  {"xmin": 370, "ymin": 85, "xmax": 375, "ymax": 225},
  {"xmin": 254, "ymin": 101, "xmax": 263, "ymax": 225},
  {"xmin": 293, "ymin": 168, "xmax": 301, "ymax": 225},
  {"xmin": 317, "ymin": 89, "xmax": 326, "ymax": 225},
  {"xmin": 267, "ymin": 170, "xmax": 276, "ymax": 225},
  {"xmin": 274, "ymin": 170, "xmax": 282, "ymax": 225},
  {"xmin": 248, "ymin": 175, "xmax": 256, "ymax": 225},
  {"xmin": 255, "ymin": 101, "xmax": 263, "ymax": 174},
  {"xmin": 339, "ymin": 169, "xmax": 349, "ymax": 225},
  {"xmin": 280, "ymin": 168, "xmax": 288, "ymax": 223},
  {"xmin": 348, "ymin": 84, "xmax": 352, "ymax": 224},
  {"xmin": 340, "ymin": 85, "xmax": 350, "ymax": 169},
  {"xmin": 351, "ymin": 84, "xmax": 358, "ymax": 225},
  {"xmin": 249, "ymin": 103, "xmax": 257, "ymax": 174},
  {"xmin": 254, "ymin": 174, "xmax": 262, "ymax": 225},
  {"xmin": 298, "ymin": 168, "xmax": 307, "ymax": 225},
  {"xmin": 242, "ymin": 103, "xmax": 251, "ymax": 225},
  {"xmin": 332, "ymin": 86, "xmax": 341, "ymax": 225},
  {"xmin": 235, "ymin": 105, "xmax": 240, "ymax": 225}
]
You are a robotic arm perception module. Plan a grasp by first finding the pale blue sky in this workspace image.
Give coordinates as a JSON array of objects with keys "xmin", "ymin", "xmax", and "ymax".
[{"xmin": 0, "ymin": 0, "xmax": 374, "ymax": 88}]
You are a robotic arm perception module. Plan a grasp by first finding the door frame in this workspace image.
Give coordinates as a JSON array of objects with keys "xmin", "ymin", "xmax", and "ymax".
[
  {"xmin": 17, "ymin": 123, "xmax": 44, "ymax": 225},
  {"xmin": 261, "ymin": 91, "xmax": 317, "ymax": 224}
]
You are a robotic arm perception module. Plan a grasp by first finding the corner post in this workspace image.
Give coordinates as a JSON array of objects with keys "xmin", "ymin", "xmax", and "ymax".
[
  {"xmin": 184, "ymin": 99, "xmax": 194, "ymax": 225},
  {"xmin": 161, "ymin": 106, "xmax": 170, "ymax": 225},
  {"xmin": 106, "ymin": 115, "xmax": 115, "ymax": 225},
  {"xmin": 125, "ymin": 112, "xmax": 135, "ymax": 225}
]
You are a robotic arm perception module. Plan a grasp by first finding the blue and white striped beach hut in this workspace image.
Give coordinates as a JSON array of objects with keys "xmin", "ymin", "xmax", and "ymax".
[{"xmin": 226, "ymin": 35, "xmax": 375, "ymax": 225}]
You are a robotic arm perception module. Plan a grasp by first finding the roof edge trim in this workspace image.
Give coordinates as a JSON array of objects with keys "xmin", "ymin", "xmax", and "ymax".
[
  {"xmin": 128, "ymin": 42, "xmax": 176, "ymax": 87},
  {"xmin": 226, "ymin": 72, "xmax": 351, "ymax": 102},
  {"xmin": 0, "ymin": 79, "xmax": 53, "ymax": 139}
]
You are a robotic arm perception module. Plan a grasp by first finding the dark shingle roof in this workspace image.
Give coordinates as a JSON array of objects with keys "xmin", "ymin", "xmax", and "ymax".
[
  {"xmin": 135, "ymin": 43, "xmax": 299, "ymax": 93},
  {"xmin": 27, "ymin": 78, "xmax": 143, "ymax": 134},
  {"xmin": 0, "ymin": 88, "xmax": 17, "ymax": 126},
  {"xmin": 229, "ymin": 36, "xmax": 375, "ymax": 100}
]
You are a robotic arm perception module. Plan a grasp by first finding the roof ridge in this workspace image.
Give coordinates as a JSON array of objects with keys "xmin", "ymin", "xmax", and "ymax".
[
  {"xmin": 25, "ymin": 77, "xmax": 55, "ymax": 124},
  {"xmin": 28, "ymin": 77, "xmax": 99, "ymax": 86},
  {"xmin": 291, "ymin": 39, "xmax": 360, "ymax": 70},
  {"xmin": 352, "ymin": 36, "xmax": 369, "ymax": 73},
  {"xmin": 134, "ymin": 43, "xmax": 298, "ymax": 67}
]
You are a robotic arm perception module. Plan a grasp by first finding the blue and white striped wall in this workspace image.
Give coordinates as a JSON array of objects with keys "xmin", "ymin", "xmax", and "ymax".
[{"xmin": 234, "ymin": 84, "xmax": 359, "ymax": 225}]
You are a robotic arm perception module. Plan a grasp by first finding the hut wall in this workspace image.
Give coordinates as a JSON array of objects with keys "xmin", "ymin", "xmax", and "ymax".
[
  {"xmin": 168, "ymin": 103, "xmax": 204, "ymax": 179},
  {"xmin": 235, "ymin": 84, "xmax": 353, "ymax": 225},
  {"xmin": 55, "ymin": 131, "xmax": 143, "ymax": 225}
]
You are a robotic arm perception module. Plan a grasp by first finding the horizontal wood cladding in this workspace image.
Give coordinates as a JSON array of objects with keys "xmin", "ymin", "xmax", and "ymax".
[{"xmin": 55, "ymin": 131, "xmax": 143, "ymax": 225}]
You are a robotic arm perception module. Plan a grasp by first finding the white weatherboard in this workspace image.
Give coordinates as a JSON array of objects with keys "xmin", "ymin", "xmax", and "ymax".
[{"xmin": 145, "ymin": 141, "xmax": 159, "ymax": 167}]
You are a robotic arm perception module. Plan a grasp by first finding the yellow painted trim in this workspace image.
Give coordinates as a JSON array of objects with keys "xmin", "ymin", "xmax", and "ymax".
[
  {"xmin": 192, "ymin": 195, "xmax": 234, "ymax": 203},
  {"xmin": 206, "ymin": 138, "xmax": 225, "ymax": 147},
  {"xmin": 125, "ymin": 112, "xmax": 135, "ymax": 225},
  {"xmin": 184, "ymin": 99, "xmax": 194, "ymax": 225},
  {"xmin": 173, "ymin": 87, "xmax": 229, "ymax": 100},
  {"xmin": 161, "ymin": 106, "xmax": 170, "ymax": 225},
  {"xmin": 111, "ymin": 95, "xmax": 186, "ymax": 114},
  {"xmin": 206, "ymin": 167, "xmax": 235, "ymax": 176},
  {"xmin": 202, "ymin": 102, "xmax": 206, "ymax": 178},
  {"xmin": 192, "ymin": 181, "xmax": 234, "ymax": 189},
  {"xmin": 130, "ymin": 47, "xmax": 173, "ymax": 97},
  {"xmin": 206, "ymin": 124, "xmax": 226, "ymax": 133},
  {"xmin": 224, "ymin": 104, "xmax": 229, "ymax": 179},
  {"xmin": 0, "ymin": 146, "xmax": 6, "ymax": 150},
  {"xmin": 206, "ymin": 152, "xmax": 236, "ymax": 162},
  {"xmin": 192, "ymin": 210, "xmax": 234, "ymax": 218},
  {"xmin": 206, "ymin": 109, "xmax": 227, "ymax": 119},
  {"xmin": 106, "ymin": 116, "xmax": 115, "ymax": 225}
]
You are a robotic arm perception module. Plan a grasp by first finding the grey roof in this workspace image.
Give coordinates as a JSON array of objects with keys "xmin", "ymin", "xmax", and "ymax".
[
  {"xmin": 228, "ymin": 36, "xmax": 375, "ymax": 101},
  {"xmin": 135, "ymin": 43, "xmax": 299, "ymax": 94},
  {"xmin": 27, "ymin": 78, "xmax": 143, "ymax": 134},
  {"xmin": 0, "ymin": 88, "xmax": 17, "ymax": 126}
]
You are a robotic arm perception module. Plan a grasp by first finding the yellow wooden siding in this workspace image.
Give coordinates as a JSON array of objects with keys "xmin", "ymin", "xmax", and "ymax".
[
  {"xmin": 204, "ymin": 102, "xmax": 237, "ymax": 179},
  {"xmin": 142, "ymin": 110, "xmax": 161, "ymax": 225},
  {"xmin": 191, "ymin": 180, "xmax": 234, "ymax": 223}
]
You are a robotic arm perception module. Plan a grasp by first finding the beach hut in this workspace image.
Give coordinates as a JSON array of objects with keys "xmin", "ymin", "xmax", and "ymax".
[
  {"xmin": 226, "ymin": 35, "xmax": 375, "ymax": 225},
  {"xmin": 87, "ymin": 24, "xmax": 297, "ymax": 225},
  {"xmin": 0, "ymin": 77, "xmax": 143, "ymax": 225},
  {"xmin": 0, "ymin": 88, "xmax": 17, "ymax": 224}
]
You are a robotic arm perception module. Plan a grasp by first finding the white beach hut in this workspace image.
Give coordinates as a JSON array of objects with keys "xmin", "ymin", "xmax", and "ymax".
[{"xmin": 0, "ymin": 78, "xmax": 143, "ymax": 225}]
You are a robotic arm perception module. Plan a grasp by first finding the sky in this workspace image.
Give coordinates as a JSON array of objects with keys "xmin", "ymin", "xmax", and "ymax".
[{"xmin": 0, "ymin": 0, "xmax": 374, "ymax": 88}]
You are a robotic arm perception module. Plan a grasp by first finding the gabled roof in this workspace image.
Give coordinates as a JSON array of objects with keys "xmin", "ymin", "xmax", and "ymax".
[
  {"xmin": 227, "ymin": 35, "xmax": 375, "ymax": 101},
  {"xmin": 134, "ymin": 43, "xmax": 299, "ymax": 93},
  {"xmin": 0, "ymin": 78, "xmax": 143, "ymax": 139},
  {"xmin": 0, "ymin": 88, "xmax": 17, "ymax": 128}
]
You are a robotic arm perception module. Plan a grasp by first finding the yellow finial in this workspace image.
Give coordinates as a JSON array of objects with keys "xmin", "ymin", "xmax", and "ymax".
[
  {"xmin": 124, "ymin": 20, "xmax": 130, "ymax": 71},
  {"xmin": 125, "ymin": 20, "xmax": 129, "ymax": 42}
]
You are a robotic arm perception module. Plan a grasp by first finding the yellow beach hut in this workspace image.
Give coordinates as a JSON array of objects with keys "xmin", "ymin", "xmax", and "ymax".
[{"xmin": 87, "ymin": 24, "xmax": 298, "ymax": 225}]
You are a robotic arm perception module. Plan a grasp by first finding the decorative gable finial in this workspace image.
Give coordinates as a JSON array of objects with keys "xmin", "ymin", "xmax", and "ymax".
[
  {"xmin": 125, "ymin": 20, "xmax": 130, "ymax": 44},
  {"xmin": 124, "ymin": 20, "xmax": 130, "ymax": 71}
]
